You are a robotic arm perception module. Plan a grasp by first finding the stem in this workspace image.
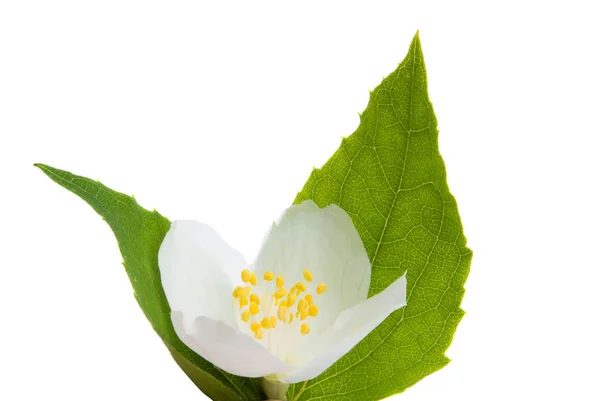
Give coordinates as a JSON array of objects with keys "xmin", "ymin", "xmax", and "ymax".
[{"xmin": 261, "ymin": 377, "xmax": 289, "ymax": 401}]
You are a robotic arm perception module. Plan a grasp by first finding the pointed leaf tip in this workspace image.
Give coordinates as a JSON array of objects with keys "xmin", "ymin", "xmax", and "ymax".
[
  {"xmin": 36, "ymin": 164, "xmax": 261, "ymax": 400},
  {"xmin": 410, "ymin": 30, "xmax": 423, "ymax": 55},
  {"xmin": 291, "ymin": 31, "xmax": 470, "ymax": 400}
]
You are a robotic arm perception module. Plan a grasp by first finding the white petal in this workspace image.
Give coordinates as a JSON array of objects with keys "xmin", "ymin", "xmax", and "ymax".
[
  {"xmin": 253, "ymin": 201, "xmax": 371, "ymax": 330},
  {"xmin": 280, "ymin": 273, "xmax": 407, "ymax": 384},
  {"xmin": 171, "ymin": 311, "xmax": 293, "ymax": 378},
  {"xmin": 158, "ymin": 220, "xmax": 246, "ymax": 328}
]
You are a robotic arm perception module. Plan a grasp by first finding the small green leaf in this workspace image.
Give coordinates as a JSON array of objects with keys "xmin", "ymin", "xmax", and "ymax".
[
  {"xmin": 289, "ymin": 32, "xmax": 472, "ymax": 400},
  {"xmin": 35, "ymin": 164, "xmax": 263, "ymax": 401}
]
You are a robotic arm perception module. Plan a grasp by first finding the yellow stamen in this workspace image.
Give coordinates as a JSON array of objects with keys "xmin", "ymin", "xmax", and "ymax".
[
  {"xmin": 300, "ymin": 309, "xmax": 308, "ymax": 321},
  {"xmin": 276, "ymin": 275, "xmax": 285, "ymax": 289},
  {"xmin": 241, "ymin": 310, "xmax": 251, "ymax": 322},
  {"xmin": 301, "ymin": 323, "xmax": 310, "ymax": 335},
  {"xmin": 254, "ymin": 327, "xmax": 264, "ymax": 339},
  {"xmin": 238, "ymin": 286, "xmax": 252, "ymax": 298},
  {"xmin": 250, "ymin": 322, "xmax": 260, "ymax": 333},
  {"xmin": 305, "ymin": 294, "xmax": 313, "ymax": 305},
  {"xmin": 303, "ymin": 269, "xmax": 313, "ymax": 282},
  {"xmin": 274, "ymin": 288, "xmax": 287, "ymax": 299},
  {"xmin": 289, "ymin": 313, "xmax": 294, "ymax": 324},
  {"xmin": 239, "ymin": 296, "xmax": 248, "ymax": 308},
  {"xmin": 264, "ymin": 271, "xmax": 274, "ymax": 281},
  {"xmin": 250, "ymin": 302, "xmax": 260, "ymax": 315},
  {"xmin": 232, "ymin": 286, "xmax": 241, "ymax": 298},
  {"xmin": 241, "ymin": 269, "xmax": 251, "ymax": 283},
  {"xmin": 249, "ymin": 272, "xmax": 257, "ymax": 286},
  {"xmin": 261, "ymin": 317, "xmax": 273, "ymax": 329},
  {"xmin": 278, "ymin": 305, "xmax": 288, "ymax": 321},
  {"xmin": 316, "ymin": 283, "xmax": 327, "ymax": 295},
  {"xmin": 295, "ymin": 282, "xmax": 307, "ymax": 292},
  {"xmin": 270, "ymin": 316, "xmax": 277, "ymax": 328},
  {"xmin": 250, "ymin": 293, "xmax": 260, "ymax": 305},
  {"xmin": 308, "ymin": 304, "xmax": 319, "ymax": 317},
  {"xmin": 297, "ymin": 298, "xmax": 307, "ymax": 313},
  {"xmin": 286, "ymin": 293, "xmax": 297, "ymax": 307}
]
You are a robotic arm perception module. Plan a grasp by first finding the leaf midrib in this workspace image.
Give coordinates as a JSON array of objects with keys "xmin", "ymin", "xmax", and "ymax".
[
  {"xmin": 369, "ymin": 38, "xmax": 418, "ymax": 269},
  {"xmin": 297, "ymin": 35, "xmax": 422, "ymax": 400}
]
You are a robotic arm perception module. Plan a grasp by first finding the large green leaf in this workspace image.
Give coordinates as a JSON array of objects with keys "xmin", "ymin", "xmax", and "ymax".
[
  {"xmin": 288, "ymin": 32, "xmax": 472, "ymax": 401},
  {"xmin": 35, "ymin": 164, "xmax": 264, "ymax": 401}
]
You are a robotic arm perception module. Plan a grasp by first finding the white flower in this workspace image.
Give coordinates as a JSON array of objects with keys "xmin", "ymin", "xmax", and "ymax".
[{"xmin": 158, "ymin": 200, "xmax": 407, "ymax": 385}]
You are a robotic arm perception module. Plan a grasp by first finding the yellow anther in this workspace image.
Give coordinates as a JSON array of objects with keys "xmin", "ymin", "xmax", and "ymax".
[
  {"xmin": 250, "ymin": 302, "xmax": 260, "ymax": 315},
  {"xmin": 303, "ymin": 269, "xmax": 313, "ymax": 282},
  {"xmin": 238, "ymin": 286, "xmax": 252, "ymax": 298},
  {"xmin": 241, "ymin": 310, "xmax": 251, "ymax": 322},
  {"xmin": 278, "ymin": 305, "xmax": 288, "ymax": 321},
  {"xmin": 254, "ymin": 327, "xmax": 264, "ymax": 340},
  {"xmin": 274, "ymin": 288, "xmax": 287, "ymax": 299},
  {"xmin": 297, "ymin": 298, "xmax": 307, "ymax": 312},
  {"xmin": 264, "ymin": 271, "xmax": 274, "ymax": 281},
  {"xmin": 239, "ymin": 296, "xmax": 249, "ymax": 308},
  {"xmin": 250, "ymin": 322, "xmax": 260, "ymax": 333},
  {"xmin": 300, "ymin": 309, "xmax": 308, "ymax": 321},
  {"xmin": 249, "ymin": 272, "xmax": 257, "ymax": 286},
  {"xmin": 250, "ymin": 293, "xmax": 260, "ymax": 305},
  {"xmin": 241, "ymin": 269, "xmax": 251, "ymax": 283},
  {"xmin": 270, "ymin": 316, "xmax": 277, "ymax": 328},
  {"xmin": 305, "ymin": 294, "xmax": 313, "ymax": 305},
  {"xmin": 232, "ymin": 286, "xmax": 241, "ymax": 298},
  {"xmin": 288, "ymin": 313, "xmax": 294, "ymax": 324},
  {"xmin": 301, "ymin": 323, "xmax": 310, "ymax": 335},
  {"xmin": 308, "ymin": 304, "xmax": 319, "ymax": 317},
  {"xmin": 261, "ymin": 317, "xmax": 273, "ymax": 329},
  {"xmin": 316, "ymin": 283, "xmax": 327, "ymax": 295},
  {"xmin": 286, "ymin": 293, "xmax": 297, "ymax": 307},
  {"xmin": 295, "ymin": 282, "xmax": 307, "ymax": 292},
  {"xmin": 276, "ymin": 275, "xmax": 284, "ymax": 289}
]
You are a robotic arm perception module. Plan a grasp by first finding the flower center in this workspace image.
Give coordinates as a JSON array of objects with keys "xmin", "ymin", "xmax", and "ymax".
[{"xmin": 231, "ymin": 268, "xmax": 327, "ymax": 340}]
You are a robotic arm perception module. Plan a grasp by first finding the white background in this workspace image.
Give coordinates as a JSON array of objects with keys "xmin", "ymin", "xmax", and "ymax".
[{"xmin": 1, "ymin": 1, "xmax": 599, "ymax": 400}]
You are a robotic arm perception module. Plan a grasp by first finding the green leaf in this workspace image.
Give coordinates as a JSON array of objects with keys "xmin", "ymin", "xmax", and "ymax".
[
  {"xmin": 288, "ymin": 32, "xmax": 472, "ymax": 401},
  {"xmin": 35, "ymin": 164, "xmax": 264, "ymax": 401}
]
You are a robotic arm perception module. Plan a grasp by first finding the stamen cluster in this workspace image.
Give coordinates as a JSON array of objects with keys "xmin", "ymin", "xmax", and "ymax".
[{"xmin": 232, "ymin": 268, "xmax": 327, "ymax": 340}]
